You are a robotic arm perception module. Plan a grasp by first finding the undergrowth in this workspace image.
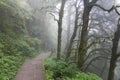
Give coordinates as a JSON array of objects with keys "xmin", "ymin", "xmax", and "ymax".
[
  {"xmin": 0, "ymin": 54, "xmax": 24, "ymax": 80},
  {"xmin": 44, "ymin": 56, "xmax": 103, "ymax": 80},
  {"xmin": 0, "ymin": 33, "xmax": 41, "ymax": 80}
]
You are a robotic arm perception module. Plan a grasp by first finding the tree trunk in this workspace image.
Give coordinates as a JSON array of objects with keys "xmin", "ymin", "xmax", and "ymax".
[
  {"xmin": 64, "ymin": 5, "xmax": 72, "ymax": 53},
  {"xmin": 108, "ymin": 18, "xmax": 120, "ymax": 80},
  {"xmin": 77, "ymin": 0, "xmax": 98, "ymax": 69},
  {"xmin": 65, "ymin": 7, "xmax": 79, "ymax": 62},
  {"xmin": 77, "ymin": 0, "xmax": 90, "ymax": 69},
  {"xmin": 57, "ymin": 0, "xmax": 66, "ymax": 59}
]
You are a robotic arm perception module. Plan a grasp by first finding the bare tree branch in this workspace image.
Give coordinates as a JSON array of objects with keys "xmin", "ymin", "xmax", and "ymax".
[
  {"xmin": 116, "ymin": 49, "xmax": 120, "ymax": 58},
  {"xmin": 49, "ymin": 13, "xmax": 58, "ymax": 21},
  {"xmin": 84, "ymin": 55, "xmax": 109, "ymax": 71},
  {"xmin": 89, "ymin": 3, "xmax": 114, "ymax": 12},
  {"xmin": 114, "ymin": 7, "xmax": 120, "ymax": 15},
  {"xmin": 89, "ymin": 3, "xmax": 120, "ymax": 15},
  {"xmin": 91, "ymin": 0, "xmax": 98, "ymax": 3}
]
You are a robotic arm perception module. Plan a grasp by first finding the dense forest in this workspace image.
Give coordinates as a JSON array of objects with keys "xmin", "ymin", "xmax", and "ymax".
[
  {"xmin": 1, "ymin": 0, "xmax": 120, "ymax": 80},
  {"xmin": 0, "ymin": 0, "xmax": 55, "ymax": 79}
]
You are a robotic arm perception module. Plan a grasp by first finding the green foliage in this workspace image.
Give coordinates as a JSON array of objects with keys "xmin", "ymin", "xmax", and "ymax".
[
  {"xmin": 44, "ymin": 57, "xmax": 103, "ymax": 80},
  {"xmin": 0, "ymin": 0, "xmax": 41, "ymax": 80},
  {"xmin": 60, "ymin": 72, "xmax": 102, "ymax": 80},
  {"xmin": 15, "ymin": 39, "xmax": 35, "ymax": 57},
  {"xmin": 44, "ymin": 57, "xmax": 78, "ymax": 80},
  {"xmin": 24, "ymin": 36, "xmax": 41, "ymax": 50},
  {"xmin": 0, "ymin": 34, "xmax": 41, "ymax": 80},
  {"xmin": 15, "ymin": 36, "xmax": 41, "ymax": 57},
  {"xmin": 0, "ymin": 0, "xmax": 32, "ymax": 36},
  {"xmin": 0, "ymin": 33, "xmax": 41, "ymax": 57},
  {"xmin": 0, "ymin": 54, "xmax": 24, "ymax": 80}
]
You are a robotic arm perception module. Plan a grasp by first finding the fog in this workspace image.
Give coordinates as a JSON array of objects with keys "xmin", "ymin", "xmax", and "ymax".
[
  {"xmin": 1, "ymin": 0, "xmax": 120, "ymax": 80},
  {"xmin": 25, "ymin": 0, "xmax": 120, "ymax": 80}
]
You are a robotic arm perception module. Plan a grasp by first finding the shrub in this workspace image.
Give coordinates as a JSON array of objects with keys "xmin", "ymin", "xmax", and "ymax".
[
  {"xmin": 0, "ymin": 55, "xmax": 24, "ymax": 80},
  {"xmin": 44, "ymin": 57, "xmax": 103, "ymax": 80},
  {"xmin": 0, "ymin": 33, "xmax": 41, "ymax": 57},
  {"xmin": 0, "ymin": 33, "xmax": 41, "ymax": 80},
  {"xmin": 60, "ymin": 72, "xmax": 102, "ymax": 80},
  {"xmin": 24, "ymin": 36, "xmax": 41, "ymax": 50},
  {"xmin": 15, "ymin": 39, "xmax": 35, "ymax": 57},
  {"xmin": 44, "ymin": 57, "xmax": 78, "ymax": 80}
]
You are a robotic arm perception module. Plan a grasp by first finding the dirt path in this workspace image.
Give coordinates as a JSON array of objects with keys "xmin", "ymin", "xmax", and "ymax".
[{"xmin": 14, "ymin": 52, "xmax": 50, "ymax": 80}]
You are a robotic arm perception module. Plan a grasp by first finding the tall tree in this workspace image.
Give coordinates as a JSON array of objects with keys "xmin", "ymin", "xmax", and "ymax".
[
  {"xmin": 85, "ymin": 1, "xmax": 120, "ymax": 79},
  {"xmin": 57, "ymin": 0, "xmax": 66, "ymax": 59},
  {"xmin": 77, "ymin": 0, "xmax": 98, "ymax": 69},
  {"xmin": 90, "ymin": 1, "xmax": 120, "ymax": 79},
  {"xmin": 108, "ymin": 18, "xmax": 120, "ymax": 80},
  {"xmin": 65, "ymin": 1, "xmax": 80, "ymax": 62},
  {"xmin": 64, "ymin": 3, "xmax": 72, "ymax": 54}
]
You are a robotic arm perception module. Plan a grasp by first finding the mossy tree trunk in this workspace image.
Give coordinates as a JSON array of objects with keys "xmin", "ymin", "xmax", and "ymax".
[
  {"xmin": 57, "ymin": 0, "xmax": 66, "ymax": 60},
  {"xmin": 77, "ymin": 0, "xmax": 98, "ymax": 69},
  {"xmin": 108, "ymin": 18, "xmax": 120, "ymax": 80}
]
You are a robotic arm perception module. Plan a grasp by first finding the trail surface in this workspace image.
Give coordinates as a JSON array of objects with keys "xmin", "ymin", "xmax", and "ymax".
[{"xmin": 14, "ymin": 52, "xmax": 50, "ymax": 80}]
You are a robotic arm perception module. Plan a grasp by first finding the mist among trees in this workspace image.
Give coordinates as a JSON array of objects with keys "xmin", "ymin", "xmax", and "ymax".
[{"xmin": 1, "ymin": 0, "xmax": 120, "ymax": 80}]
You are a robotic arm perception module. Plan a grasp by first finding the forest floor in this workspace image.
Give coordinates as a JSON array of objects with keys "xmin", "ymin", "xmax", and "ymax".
[{"xmin": 13, "ymin": 52, "xmax": 50, "ymax": 80}]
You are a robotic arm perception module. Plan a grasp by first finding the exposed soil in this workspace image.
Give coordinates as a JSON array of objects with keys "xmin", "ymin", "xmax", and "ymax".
[{"xmin": 13, "ymin": 52, "xmax": 50, "ymax": 80}]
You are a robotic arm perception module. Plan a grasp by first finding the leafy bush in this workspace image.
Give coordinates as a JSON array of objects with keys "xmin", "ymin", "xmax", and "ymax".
[
  {"xmin": 0, "ymin": 34, "xmax": 41, "ymax": 80},
  {"xmin": 15, "ymin": 39, "xmax": 35, "ymax": 57},
  {"xmin": 0, "ymin": 33, "xmax": 41, "ymax": 57},
  {"xmin": 0, "ymin": 54, "xmax": 24, "ymax": 80},
  {"xmin": 44, "ymin": 57, "xmax": 102, "ymax": 80},
  {"xmin": 0, "ymin": 0, "xmax": 41, "ymax": 80},
  {"xmin": 44, "ymin": 57, "xmax": 78, "ymax": 80},
  {"xmin": 61, "ymin": 72, "xmax": 102, "ymax": 80},
  {"xmin": 24, "ymin": 36, "xmax": 41, "ymax": 50}
]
